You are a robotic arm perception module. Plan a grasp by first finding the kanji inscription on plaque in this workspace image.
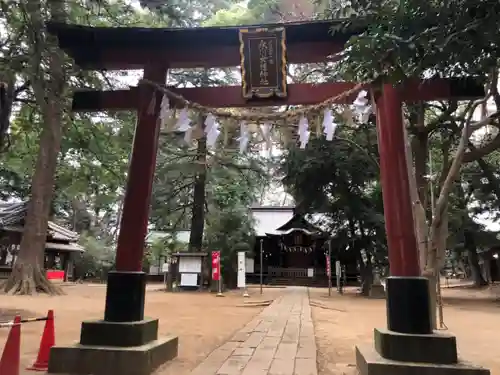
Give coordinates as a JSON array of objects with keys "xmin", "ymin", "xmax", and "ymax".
[{"xmin": 239, "ymin": 27, "xmax": 287, "ymax": 99}]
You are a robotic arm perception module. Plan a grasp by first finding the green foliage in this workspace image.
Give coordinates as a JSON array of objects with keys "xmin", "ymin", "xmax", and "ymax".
[
  {"xmin": 203, "ymin": 4, "xmax": 257, "ymax": 26},
  {"xmin": 328, "ymin": 0, "xmax": 500, "ymax": 81},
  {"xmin": 140, "ymin": 0, "xmax": 244, "ymax": 26},
  {"xmin": 281, "ymin": 120, "xmax": 387, "ymax": 266},
  {"xmin": 202, "ymin": 155, "xmax": 264, "ymax": 282},
  {"xmin": 0, "ymin": 0, "xmax": 273, "ymax": 278},
  {"xmin": 203, "ymin": 0, "xmax": 281, "ymax": 26},
  {"xmin": 73, "ymin": 233, "xmax": 115, "ymax": 280},
  {"xmin": 204, "ymin": 204, "xmax": 256, "ymax": 282},
  {"xmin": 147, "ymin": 233, "xmax": 185, "ymax": 263},
  {"xmin": 151, "ymin": 142, "xmax": 266, "ymax": 256},
  {"xmin": 321, "ymin": 0, "xmax": 500, "ymax": 277}
]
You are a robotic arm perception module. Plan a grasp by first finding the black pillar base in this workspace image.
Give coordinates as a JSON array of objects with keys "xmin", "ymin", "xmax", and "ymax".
[
  {"xmin": 104, "ymin": 271, "xmax": 146, "ymax": 322},
  {"xmin": 374, "ymin": 328, "xmax": 457, "ymax": 364},
  {"xmin": 386, "ymin": 276, "xmax": 431, "ymax": 334},
  {"xmin": 48, "ymin": 270, "xmax": 180, "ymax": 375},
  {"xmin": 356, "ymin": 276, "xmax": 491, "ymax": 374},
  {"xmin": 80, "ymin": 319, "xmax": 159, "ymax": 347},
  {"xmin": 49, "ymin": 319, "xmax": 178, "ymax": 375}
]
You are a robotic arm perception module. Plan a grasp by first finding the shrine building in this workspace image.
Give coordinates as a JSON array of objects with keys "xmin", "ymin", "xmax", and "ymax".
[{"xmin": 247, "ymin": 206, "xmax": 358, "ymax": 286}]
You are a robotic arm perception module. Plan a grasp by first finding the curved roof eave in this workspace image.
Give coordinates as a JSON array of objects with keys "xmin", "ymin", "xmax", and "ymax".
[{"xmin": 265, "ymin": 228, "xmax": 324, "ymax": 236}]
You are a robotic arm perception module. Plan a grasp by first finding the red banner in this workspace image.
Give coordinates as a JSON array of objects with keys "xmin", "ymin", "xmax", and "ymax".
[
  {"xmin": 46, "ymin": 270, "xmax": 65, "ymax": 280},
  {"xmin": 325, "ymin": 255, "xmax": 331, "ymax": 278},
  {"xmin": 212, "ymin": 251, "xmax": 221, "ymax": 281}
]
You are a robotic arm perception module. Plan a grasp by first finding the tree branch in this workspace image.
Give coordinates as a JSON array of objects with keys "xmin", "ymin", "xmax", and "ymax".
[{"xmin": 425, "ymin": 78, "xmax": 496, "ymax": 273}]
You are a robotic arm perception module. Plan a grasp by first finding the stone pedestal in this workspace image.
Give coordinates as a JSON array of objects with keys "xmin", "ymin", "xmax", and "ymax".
[
  {"xmin": 48, "ymin": 272, "xmax": 179, "ymax": 375},
  {"xmin": 356, "ymin": 330, "xmax": 489, "ymax": 375},
  {"xmin": 370, "ymin": 272, "xmax": 386, "ymax": 298},
  {"xmin": 369, "ymin": 284, "xmax": 386, "ymax": 298},
  {"xmin": 48, "ymin": 328, "xmax": 178, "ymax": 375},
  {"xmin": 356, "ymin": 277, "xmax": 490, "ymax": 375}
]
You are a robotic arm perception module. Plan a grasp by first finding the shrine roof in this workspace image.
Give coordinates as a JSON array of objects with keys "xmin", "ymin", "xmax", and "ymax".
[
  {"xmin": 250, "ymin": 206, "xmax": 327, "ymax": 237},
  {"xmin": 46, "ymin": 20, "xmax": 359, "ymax": 69},
  {"xmin": 0, "ymin": 201, "xmax": 81, "ymax": 243},
  {"xmin": 0, "ymin": 201, "xmax": 84, "ymax": 252},
  {"xmin": 275, "ymin": 214, "xmax": 324, "ymax": 234},
  {"xmin": 251, "ymin": 206, "xmax": 294, "ymax": 237}
]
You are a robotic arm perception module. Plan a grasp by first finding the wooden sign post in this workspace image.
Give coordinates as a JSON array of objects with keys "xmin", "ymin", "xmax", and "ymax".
[
  {"xmin": 239, "ymin": 27, "xmax": 287, "ymax": 100},
  {"xmin": 237, "ymin": 251, "xmax": 249, "ymax": 297},
  {"xmin": 260, "ymin": 239, "xmax": 264, "ymax": 295}
]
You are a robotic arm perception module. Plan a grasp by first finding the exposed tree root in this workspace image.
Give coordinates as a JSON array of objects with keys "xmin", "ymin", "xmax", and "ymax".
[{"xmin": 1, "ymin": 261, "xmax": 64, "ymax": 296}]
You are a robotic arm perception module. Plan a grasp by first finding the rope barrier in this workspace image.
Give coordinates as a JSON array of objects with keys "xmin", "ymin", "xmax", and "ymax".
[
  {"xmin": 0, "ymin": 322, "xmax": 19, "ymax": 328},
  {"xmin": 140, "ymin": 78, "xmax": 372, "ymax": 122},
  {"xmin": 0, "ymin": 316, "xmax": 48, "ymax": 328}
]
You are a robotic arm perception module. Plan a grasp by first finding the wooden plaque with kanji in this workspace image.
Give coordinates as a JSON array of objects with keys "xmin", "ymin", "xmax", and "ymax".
[{"xmin": 239, "ymin": 27, "xmax": 287, "ymax": 100}]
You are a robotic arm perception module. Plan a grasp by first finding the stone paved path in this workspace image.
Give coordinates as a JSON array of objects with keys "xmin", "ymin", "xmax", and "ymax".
[{"xmin": 189, "ymin": 287, "xmax": 317, "ymax": 375}]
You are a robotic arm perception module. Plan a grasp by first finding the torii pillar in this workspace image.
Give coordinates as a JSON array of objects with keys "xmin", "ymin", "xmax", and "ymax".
[
  {"xmin": 355, "ymin": 84, "xmax": 489, "ymax": 375},
  {"xmin": 48, "ymin": 64, "xmax": 179, "ymax": 375}
]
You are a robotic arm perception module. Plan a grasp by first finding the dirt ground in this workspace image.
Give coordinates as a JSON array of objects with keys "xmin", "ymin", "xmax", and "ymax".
[
  {"xmin": 310, "ymin": 285, "xmax": 500, "ymax": 375},
  {"xmin": 2, "ymin": 282, "xmax": 499, "ymax": 375},
  {"xmin": 0, "ymin": 283, "xmax": 283, "ymax": 375}
]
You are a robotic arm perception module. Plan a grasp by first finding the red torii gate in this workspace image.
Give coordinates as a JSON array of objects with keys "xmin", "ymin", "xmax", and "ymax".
[{"xmin": 46, "ymin": 20, "xmax": 487, "ymax": 375}]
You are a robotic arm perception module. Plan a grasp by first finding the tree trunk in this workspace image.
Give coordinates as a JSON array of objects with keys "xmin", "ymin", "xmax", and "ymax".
[
  {"xmin": 223, "ymin": 253, "xmax": 238, "ymax": 289},
  {"xmin": 188, "ymin": 116, "xmax": 207, "ymax": 252},
  {"xmin": 424, "ymin": 121, "xmax": 469, "ymax": 328},
  {"xmin": 0, "ymin": 246, "xmax": 7, "ymax": 265},
  {"xmin": 359, "ymin": 257, "xmax": 373, "ymax": 296},
  {"xmin": 0, "ymin": 79, "xmax": 14, "ymax": 152},
  {"xmin": 464, "ymin": 230, "xmax": 488, "ymax": 287},
  {"xmin": 166, "ymin": 260, "xmax": 174, "ymax": 291},
  {"xmin": 407, "ymin": 126, "xmax": 429, "ymax": 273},
  {"xmin": 356, "ymin": 247, "xmax": 373, "ymax": 296},
  {"xmin": 3, "ymin": 0, "xmax": 66, "ymax": 295},
  {"xmin": 412, "ymin": 130, "xmax": 429, "ymax": 211},
  {"xmin": 358, "ymin": 222, "xmax": 374, "ymax": 296}
]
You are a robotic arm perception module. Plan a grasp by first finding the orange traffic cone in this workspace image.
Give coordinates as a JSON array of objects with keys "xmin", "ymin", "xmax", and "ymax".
[
  {"xmin": 27, "ymin": 310, "xmax": 55, "ymax": 372},
  {"xmin": 0, "ymin": 315, "xmax": 21, "ymax": 375}
]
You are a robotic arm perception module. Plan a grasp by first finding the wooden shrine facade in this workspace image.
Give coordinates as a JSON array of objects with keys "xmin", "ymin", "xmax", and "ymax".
[
  {"xmin": 0, "ymin": 201, "xmax": 84, "ymax": 281},
  {"xmin": 255, "ymin": 212, "xmax": 328, "ymax": 283},
  {"xmin": 248, "ymin": 207, "xmax": 358, "ymax": 286}
]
